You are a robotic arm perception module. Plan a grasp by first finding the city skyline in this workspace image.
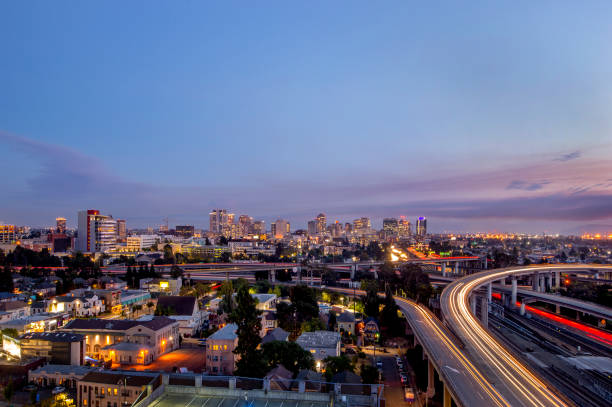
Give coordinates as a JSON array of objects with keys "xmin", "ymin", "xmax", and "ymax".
[{"xmin": 1, "ymin": 2, "xmax": 612, "ymax": 233}]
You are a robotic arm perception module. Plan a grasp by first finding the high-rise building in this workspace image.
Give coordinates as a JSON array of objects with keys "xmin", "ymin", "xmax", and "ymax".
[
  {"xmin": 238, "ymin": 215, "xmax": 253, "ymax": 236},
  {"xmin": 344, "ymin": 222, "xmax": 353, "ymax": 234},
  {"xmin": 307, "ymin": 220, "xmax": 317, "ymax": 236},
  {"xmin": 76, "ymin": 210, "xmax": 117, "ymax": 253},
  {"xmin": 0, "ymin": 225, "xmax": 16, "ymax": 243},
  {"xmin": 398, "ymin": 217, "xmax": 411, "ymax": 237},
  {"xmin": 209, "ymin": 209, "xmax": 235, "ymax": 234},
  {"xmin": 56, "ymin": 217, "xmax": 67, "ymax": 234},
  {"xmin": 175, "ymin": 225, "xmax": 195, "ymax": 238},
  {"xmin": 116, "ymin": 219, "xmax": 127, "ymax": 242},
  {"xmin": 252, "ymin": 220, "xmax": 265, "ymax": 235},
  {"xmin": 316, "ymin": 213, "xmax": 327, "ymax": 234},
  {"xmin": 383, "ymin": 218, "xmax": 399, "ymax": 237},
  {"xmin": 331, "ymin": 221, "xmax": 343, "ymax": 237},
  {"xmin": 416, "ymin": 217, "xmax": 427, "ymax": 236},
  {"xmin": 271, "ymin": 219, "xmax": 290, "ymax": 238},
  {"xmin": 353, "ymin": 217, "xmax": 371, "ymax": 232}
]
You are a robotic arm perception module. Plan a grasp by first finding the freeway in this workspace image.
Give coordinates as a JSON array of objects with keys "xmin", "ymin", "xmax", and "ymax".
[
  {"xmin": 328, "ymin": 287, "xmax": 508, "ymax": 407},
  {"xmin": 441, "ymin": 264, "xmax": 612, "ymax": 407},
  {"xmin": 493, "ymin": 284, "xmax": 612, "ymax": 321}
]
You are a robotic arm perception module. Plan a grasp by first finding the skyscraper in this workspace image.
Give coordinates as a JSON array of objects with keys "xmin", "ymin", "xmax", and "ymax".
[
  {"xmin": 238, "ymin": 215, "xmax": 253, "ymax": 236},
  {"xmin": 416, "ymin": 217, "xmax": 427, "ymax": 236},
  {"xmin": 252, "ymin": 220, "xmax": 265, "ymax": 235},
  {"xmin": 209, "ymin": 209, "xmax": 234, "ymax": 234},
  {"xmin": 307, "ymin": 220, "xmax": 317, "ymax": 236},
  {"xmin": 316, "ymin": 213, "xmax": 327, "ymax": 234},
  {"xmin": 56, "ymin": 217, "xmax": 67, "ymax": 234},
  {"xmin": 383, "ymin": 218, "xmax": 399, "ymax": 237},
  {"xmin": 353, "ymin": 217, "xmax": 371, "ymax": 232},
  {"xmin": 76, "ymin": 210, "xmax": 117, "ymax": 253},
  {"xmin": 116, "ymin": 219, "xmax": 127, "ymax": 242},
  {"xmin": 398, "ymin": 217, "xmax": 411, "ymax": 237},
  {"xmin": 271, "ymin": 219, "xmax": 290, "ymax": 238}
]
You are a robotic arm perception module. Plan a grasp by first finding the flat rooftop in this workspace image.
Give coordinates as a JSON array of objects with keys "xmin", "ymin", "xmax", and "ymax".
[{"xmin": 149, "ymin": 393, "xmax": 331, "ymax": 407}]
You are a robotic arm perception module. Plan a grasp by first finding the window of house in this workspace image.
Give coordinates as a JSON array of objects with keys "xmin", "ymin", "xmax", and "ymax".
[{"xmin": 113, "ymin": 388, "xmax": 117, "ymax": 395}]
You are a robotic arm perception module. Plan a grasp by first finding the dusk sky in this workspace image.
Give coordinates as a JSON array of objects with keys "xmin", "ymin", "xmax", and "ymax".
[{"xmin": 1, "ymin": 1, "xmax": 611, "ymax": 233}]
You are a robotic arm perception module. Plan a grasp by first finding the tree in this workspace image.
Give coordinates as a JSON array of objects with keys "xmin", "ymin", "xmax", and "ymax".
[
  {"xmin": 229, "ymin": 285, "xmax": 267, "ymax": 377},
  {"xmin": 360, "ymin": 364, "xmax": 379, "ymax": 384},
  {"xmin": 163, "ymin": 244, "xmax": 174, "ymax": 263},
  {"xmin": 379, "ymin": 285, "xmax": 404, "ymax": 338},
  {"xmin": 262, "ymin": 340, "xmax": 314, "ymax": 376},
  {"xmin": 3, "ymin": 378, "xmax": 13, "ymax": 404},
  {"xmin": 219, "ymin": 252, "xmax": 232, "ymax": 263},
  {"xmin": 328, "ymin": 311, "xmax": 337, "ymax": 331},
  {"xmin": 0, "ymin": 265, "xmax": 14, "ymax": 293},
  {"xmin": 219, "ymin": 281, "xmax": 235, "ymax": 315},
  {"xmin": 323, "ymin": 355, "xmax": 354, "ymax": 381},
  {"xmin": 361, "ymin": 280, "xmax": 380, "ymax": 318},
  {"xmin": 301, "ymin": 317, "xmax": 324, "ymax": 332},
  {"xmin": 170, "ymin": 265, "xmax": 183, "ymax": 279}
]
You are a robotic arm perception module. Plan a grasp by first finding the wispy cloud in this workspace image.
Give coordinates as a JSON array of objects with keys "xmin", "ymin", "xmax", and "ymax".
[
  {"xmin": 1, "ymin": 132, "xmax": 611, "ymax": 230},
  {"xmin": 506, "ymin": 180, "xmax": 550, "ymax": 191},
  {"xmin": 554, "ymin": 150, "xmax": 581, "ymax": 162}
]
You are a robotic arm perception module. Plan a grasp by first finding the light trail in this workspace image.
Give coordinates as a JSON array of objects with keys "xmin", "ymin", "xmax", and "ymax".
[{"xmin": 442, "ymin": 264, "xmax": 612, "ymax": 407}]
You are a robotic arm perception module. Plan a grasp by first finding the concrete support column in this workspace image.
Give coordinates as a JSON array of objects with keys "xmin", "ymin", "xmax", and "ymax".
[
  {"xmin": 443, "ymin": 384, "xmax": 452, "ymax": 407},
  {"xmin": 486, "ymin": 282, "xmax": 492, "ymax": 303},
  {"xmin": 555, "ymin": 304, "xmax": 561, "ymax": 314},
  {"xmin": 195, "ymin": 375, "xmax": 202, "ymax": 388},
  {"xmin": 533, "ymin": 272, "xmax": 539, "ymax": 292},
  {"xmin": 481, "ymin": 297, "xmax": 488, "ymax": 327},
  {"xmin": 298, "ymin": 381, "xmax": 305, "ymax": 393},
  {"xmin": 454, "ymin": 262, "xmax": 459, "ymax": 275},
  {"xmin": 263, "ymin": 378, "xmax": 271, "ymax": 391},
  {"xmin": 555, "ymin": 271, "xmax": 560, "ymax": 289},
  {"xmin": 271, "ymin": 269, "xmax": 276, "ymax": 283},
  {"xmin": 162, "ymin": 374, "xmax": 169, "ymax": 385},
  {"xmin": 471, "ymin": 296, "xmax": 476, "ymax": 315},
  {"xmin": 427, "ymin": 359, "xmax": 435, "ymax": 398},
  {"xmin": 350, "ymin": 264, "xmax": 356, "ymax": 280},
  {"xmin": 520, "ymin": 302, "xmax": 526, "ymax": 316},
  {"xmin": 511, "ymin": 277, "xmax": 517, "ymax": 307},
  {"xmin": 229, "ymin": 378, "xmax": 236, "ymax": 390},
  {"xmin": 441, "ymin": 263, "xmax": 447, "ymax": 277}
]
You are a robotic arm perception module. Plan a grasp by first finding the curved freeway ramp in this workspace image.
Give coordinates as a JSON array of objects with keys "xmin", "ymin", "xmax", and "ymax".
[
  {"xmin": 395, "ymin": 297, "xmax": 508, "ymax": 407},
  {"xmin": 441, "ymin": 264, "xmax": 612, "ymax": 407}
]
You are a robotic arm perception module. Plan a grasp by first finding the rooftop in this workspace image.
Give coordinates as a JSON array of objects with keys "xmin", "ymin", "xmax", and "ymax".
[
  {"xmin": 156, "ymin": 296, "xmax": 197, "ymax": 315},
  {"xmin": 337, "ymin": 312, "xmax": 355, "ymax": 323},
  {"xmin": 19, "ymin": 332, "xmax": 84, "ymax": 342},
  {"xmin": 296, "ymin": 331, "xmax": 340, "ymax": 349},
  {"xmin": 63, "ymin": 316, "xmax": 176, "ymax": 332},
  {"xmin": 80, "ymin": 371, "xmax": 158, "ymax": 387},
  {"xmin": 262, "ymin": 327, "xmax": 290, "ymax": 344},
  {"xmin": 208, "ymin": 323, "xmax": 237, "ymax": 341}
]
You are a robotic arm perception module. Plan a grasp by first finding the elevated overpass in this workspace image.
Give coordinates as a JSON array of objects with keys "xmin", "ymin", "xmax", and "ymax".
[
  {"xmin": 327, "ymin": 287, "xmax": 508, "ymax": 407},
  {"xmin": 441, "ymin": 264, "xmax": 612, "ymax": 407}
]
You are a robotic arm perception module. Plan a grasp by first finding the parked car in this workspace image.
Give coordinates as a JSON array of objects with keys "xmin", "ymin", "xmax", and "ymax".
[{"xmin": 376, "ymin": 359, "xmax": 383, "ymax": 368}]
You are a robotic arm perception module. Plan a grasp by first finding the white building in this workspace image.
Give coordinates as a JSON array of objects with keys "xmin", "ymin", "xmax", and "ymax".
[{"xmin": 296, "ymin": 330, "xmax": 341, "ymax": 364}]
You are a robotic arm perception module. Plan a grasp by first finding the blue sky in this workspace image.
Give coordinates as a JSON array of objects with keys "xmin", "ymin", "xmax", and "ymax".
[{"xmin": 1, "ymin": 1, "xmax": 611, "ymax": 233}]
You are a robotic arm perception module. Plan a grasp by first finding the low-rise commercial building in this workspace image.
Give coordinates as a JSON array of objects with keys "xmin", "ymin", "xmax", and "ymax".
[
  {"xmin": 19, "ymin": 332, "xmax": 85, "ymax": 365},
  {"xmin": 61, "ymin": 316, "xmax": 179, "ymax": 363}
]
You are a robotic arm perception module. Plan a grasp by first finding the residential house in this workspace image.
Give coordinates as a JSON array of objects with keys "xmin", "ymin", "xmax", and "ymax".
[
  {"xmin": 77, "ymin": 371, "xmax": 159, "ymax": 407},
  {"xmin": 0, "ymin": 300, "xmax": 30, "ymax": 322},
  {"xmin": 295, "ymin": 331, "xmax": 341, "ymax": 366},
  {"xmin": 206, "ymin": 323, "xmax": 238, "ymax": 375},
  {"xmin": 261, "ymin": 327, "xmax": 289, "ymax": 345},
  {"xmin": 154, "ymin": 296, "xmax": 204, "ymax": 336},
  {"xmin": 337, "ymin": 312, "xmax": 355, "ymax": 335}
]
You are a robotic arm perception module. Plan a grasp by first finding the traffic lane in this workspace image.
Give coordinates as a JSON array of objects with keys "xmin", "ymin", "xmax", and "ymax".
[
  {"xmin": 380, "ymin": 355, "xmax": 413, "ymax": 406},
  {"xmin": 397, "ymin": 301, "xmax": 507, "ymax": 407}
]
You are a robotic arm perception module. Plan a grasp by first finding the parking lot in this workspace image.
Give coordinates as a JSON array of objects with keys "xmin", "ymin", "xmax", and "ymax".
[{"xmin": 112, "ymin": 348, "xmax": 206, "ymax": 373}]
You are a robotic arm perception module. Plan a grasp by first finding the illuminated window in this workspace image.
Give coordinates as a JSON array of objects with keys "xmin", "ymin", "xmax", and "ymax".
[
  {"xmin": 223, "ymin": 345, "xmax": 227, "ymax": 350},
  {"xmin": 83, "ymin": 400, "xmax": 87, "ymax": 406},
  {"xmin": 106, "ymin": 335, "xmax": 110, "ymax": 345},
  {"xmin": 310, "ymin": 350, "xmax": 316, "ymax": 353},
  {"xmin": 113, "ymin": 388, "xmax": 117, "ymax": 395},
  {"xmin": 213, "ymin": 345, "xmax": 219, "ymax": 351}
]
